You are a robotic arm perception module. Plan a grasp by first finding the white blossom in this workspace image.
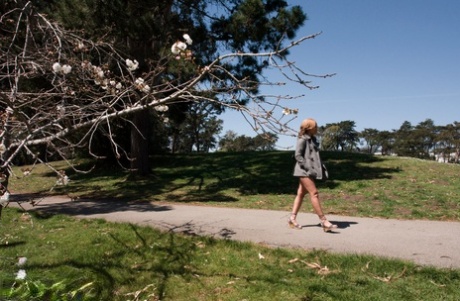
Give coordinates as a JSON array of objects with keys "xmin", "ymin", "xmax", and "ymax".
[
  {"xmin": 0, "ymin": 143, "xmax": 6, "ymax": 154},
  {"xmin": 183, "ymin": 34, "xmax": 193, "ymax": 45},
  {"xmin": 115, "ymin": 82, "xmax": 123, "ymax": 90},
  {"xmin": 15, "ymin": 269, "xmax": 26, "ymax": 280},
  {"xmin": 61, "ymin": 64, "xmax": 72, "ymax": 74},
  {"xmin": 53, "ymin": 63, "xmax": 71, "ymax": 74},
  {"xmin": 93, "ymin": 66, "xmax": 105, "ymax": 79},
  {"xmin": 141, "ymin": 84, "xmax": 151, "ymax": 93},
  {"xmin": 101, "ymin": 79, "xmax": 109, "ymax": 90},
  {"xmin": 171, "ymin": 41, "xmax": 187, "ymax": 54},
  {"xmin": 81, "ymin": 61, "xmax": 92, "ymax": 69},
  {"xmin": 155, "ymin": 105, "xmax": 169, "ymax": 112},
  {"xmin": 18, "ymin": 257, "xmax": 27, "ymax": 267},
  {"xmin": 126, "ymin": 58, "xmax": 139, "ymax": 71},
  {"xmin": 282, "ymin": 108, "xmax": 299, "ymax": 115},
  {"xmin": 52, "ymin": 62, "xmax": 62, "ymax": 73},
  {"xmin": 134, "ymin": 78, "xmax": 150, "ymax": 93}
]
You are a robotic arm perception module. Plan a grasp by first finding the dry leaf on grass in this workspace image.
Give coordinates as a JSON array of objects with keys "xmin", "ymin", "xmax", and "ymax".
[
  {"xmin": 363, "ymin": 261, "xmax": 407, "ymax": 283},
  {"xmin": 288, "ymin": 258, "xmax": 299, "ymax": 264},
  {"xmin": 430, "ymin": 280, "xmax": 446, "ymax": 287},
  {"xmin": 124, "ymin": 284, "xmax": 157, "ymax": 301},
  {"xmin": 301, "ymin": 260, "xmax": 334, "ymax": 275}
]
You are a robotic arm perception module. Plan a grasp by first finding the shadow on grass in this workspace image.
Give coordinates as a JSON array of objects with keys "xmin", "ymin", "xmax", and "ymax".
[
  {"xmin": 43, "ymin": 151, "xmax": 401, "ymax": 205},
  {"xmin": 24, "ymin": 221, "xmax": 296, "ymax": 300},
  {"xmin": 8, "ymin": 196, "xmax": 173, "ymax": 218},
  {"xmin": 0, "ymin": 241, "xmax": 26, "ymax": 248}
]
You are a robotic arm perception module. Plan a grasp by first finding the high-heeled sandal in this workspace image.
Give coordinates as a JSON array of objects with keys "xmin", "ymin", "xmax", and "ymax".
[
  {"xmin": 320, "ymin": 217, "xmax": 338, "ymax": 232},
  {"xmin": 288, "ymin": 213, "xmax": 302, "ymax": 229}
]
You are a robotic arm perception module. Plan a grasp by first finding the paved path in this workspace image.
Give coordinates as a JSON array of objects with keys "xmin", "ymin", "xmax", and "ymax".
[{"xmin": 9, "ymin": 196, "xmax": 460, "ymax": 269}]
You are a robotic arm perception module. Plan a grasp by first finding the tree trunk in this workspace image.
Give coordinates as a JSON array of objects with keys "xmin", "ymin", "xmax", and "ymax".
[{"xmin": 130, "ymin": 110, "xmax": 151, "ymax": 176}]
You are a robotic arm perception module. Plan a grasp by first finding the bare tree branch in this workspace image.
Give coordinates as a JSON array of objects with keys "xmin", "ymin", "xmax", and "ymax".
[{"xmin": 0, "ymin": 2, "xmax": 334, "ymax": 172}]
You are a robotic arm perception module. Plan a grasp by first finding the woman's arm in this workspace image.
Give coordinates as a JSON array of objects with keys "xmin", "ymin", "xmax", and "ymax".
[{"xmin": 294, "ymin": 137, "xmax": 307, "ymax": 168}]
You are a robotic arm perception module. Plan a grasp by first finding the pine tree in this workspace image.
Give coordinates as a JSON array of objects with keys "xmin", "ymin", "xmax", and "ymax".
[{"xmin": 43, "ymin": 0, "xmax": 306, "ymax": 175}]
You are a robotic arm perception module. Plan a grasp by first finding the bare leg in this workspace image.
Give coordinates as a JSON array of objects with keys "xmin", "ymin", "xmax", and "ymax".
[
  {"xmin": 292, "ymin": 182, "xmax": 307, "ymax": 215},
  {"xmin": 288, "ymin": 182, "xmax": 307, "ymax": 229},
  {"xmin": 300, "ymin": 177, "xmax": 337, "ymax": 230}
]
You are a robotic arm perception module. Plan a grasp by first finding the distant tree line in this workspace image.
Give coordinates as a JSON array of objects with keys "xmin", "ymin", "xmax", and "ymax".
[
  {"xmin": 170, "ymin": 117, "xmax": 459, "ymax": 165},
  {"xmin": 218, "ymin": 131, "xmax": 278, "ymax": 152},
  {"xmin": 318, "ymin": 119, "xmax": 460, "ymax": 163}
]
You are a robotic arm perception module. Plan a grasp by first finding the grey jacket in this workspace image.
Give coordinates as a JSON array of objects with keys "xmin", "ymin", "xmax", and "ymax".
[{"xmin": 293, "ymin": 134, "xmax": 324, "ymax": 179}]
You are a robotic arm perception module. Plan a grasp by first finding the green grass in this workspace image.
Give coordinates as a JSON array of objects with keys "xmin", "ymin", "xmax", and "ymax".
[
  {"xmin": 1, "ymin": 208, "xmax": 459, "ymax": 301},
  {"xmin": 2, "ymin": 151, "xmax": 460, "ymax": 300},
  {"xmin": 9, "ymin": 151, "xmax": 460, "ymax": 221}
]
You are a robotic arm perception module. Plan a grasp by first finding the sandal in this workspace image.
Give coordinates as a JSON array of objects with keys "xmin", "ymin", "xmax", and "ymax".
[
  {"xmin": 320, "ymin": 217, "xmax": 338, "ymax": 232},
  {"xmin": 288, "ymin": 213, "xmax": 302, "ymax": 229}
]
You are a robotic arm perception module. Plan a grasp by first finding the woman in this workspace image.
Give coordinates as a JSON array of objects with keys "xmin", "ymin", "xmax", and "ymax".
[{"xmin": 288, "ymin": 118, "xmax": 337, "ymax": 232}]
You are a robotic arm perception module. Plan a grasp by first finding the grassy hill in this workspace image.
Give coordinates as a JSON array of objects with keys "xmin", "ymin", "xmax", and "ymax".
[
  {"xmin": 9, "ymin": 151, "xmax": 460, "ymax": 221},
  {"xmin": 2, "ymin": 151, "xmax": 460, "ymax": 300}
]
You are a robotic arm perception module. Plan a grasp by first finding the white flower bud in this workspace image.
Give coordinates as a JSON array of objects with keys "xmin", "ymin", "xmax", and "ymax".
[
  {"xmin": 171, "ymin": 41, "xmax": 187, "ymax": 54},
  {"xmin": 61, "ymin": 64, "xmax": 72, "ymax": 74},
  {"xmin": 126, "ymin": 59, "xmax": 139, "ymax": 71},
  {"xmin": 142, "ymin": 84, "xmax": 151, "ymax": 93},
  {"xmin": 52, "ymin": 62, "xmax": 62, "ymax": 73},
  {"xmin": 183, "ymin": 34, "xmax": 193, "ymax": 45}
]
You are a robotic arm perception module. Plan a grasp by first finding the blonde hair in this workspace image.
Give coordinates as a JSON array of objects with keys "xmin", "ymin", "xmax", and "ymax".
[{"xmin": 298, "ymin": 118, "xmax": 317, "ymax": 137}]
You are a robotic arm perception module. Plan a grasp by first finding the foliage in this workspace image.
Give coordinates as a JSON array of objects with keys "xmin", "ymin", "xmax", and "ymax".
[
  {"xmin": 359, "ymin": 128, "xmax": 380, "ymax": 153},
  {"xmin": 330, "ymin": 118, "xmax": 460, "ymax": 163},
  {"xmin": 218, "ymin": 130, "xmax": 278, "ymax": 151},
  {"xmin": 0, "ymin": 0, "xmax": 333, "ymax": 176},
  {"xmin": 170, "ymin": 102, "xmax": 224, "ymax": 153},
  {"xmin": 320, "ymin": 120, "xmax": 359, "ymax": 152}
]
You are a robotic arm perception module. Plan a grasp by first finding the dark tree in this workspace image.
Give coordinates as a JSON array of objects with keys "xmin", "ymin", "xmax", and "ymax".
[
  {"xmin": 1, "ymin": 0, "xmax": 332, "ymax": 179},
  {"xmin": 44, "ymin": 0, "xmax": 309, "ymax": 174}
]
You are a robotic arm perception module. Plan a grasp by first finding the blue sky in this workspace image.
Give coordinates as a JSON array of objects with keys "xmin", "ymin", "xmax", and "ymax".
[{"xmin": 221, "ymin": 0, "xmax": 460, "ymax": 149}]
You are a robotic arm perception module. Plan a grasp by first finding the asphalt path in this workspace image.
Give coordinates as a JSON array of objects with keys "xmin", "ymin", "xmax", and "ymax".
[{"xmin": 8, "ymin": 195, "xmax": 460, "ymax": 269}]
